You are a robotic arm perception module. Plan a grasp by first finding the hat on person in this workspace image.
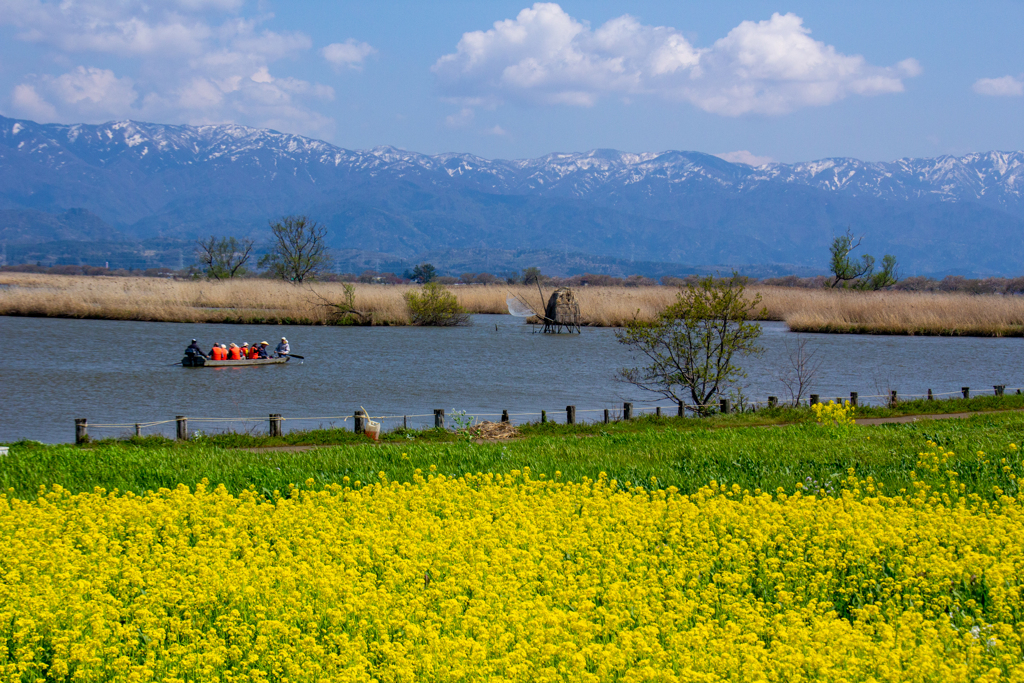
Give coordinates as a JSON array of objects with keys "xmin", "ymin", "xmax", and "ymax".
[
  {"xmin": 220, "ymin": 344, "xmax": 227, "ymax": 349},
  {"xmin": 229, "ymin": 343, "xmax": 238, "ymax": 348},
  {"xmin": 191, "ymin": 338, "xmax": 197, "ymax": 343},
  {"xmin": 281, "ymin": 337, "xmax": 287, "ymax": 341},
  {"xmin": 260, "ymin": 341, "xmax": 269, "ymax": 346}
]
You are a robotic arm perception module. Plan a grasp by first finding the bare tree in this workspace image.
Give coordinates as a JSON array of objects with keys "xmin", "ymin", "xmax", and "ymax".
[
  {"xmin": 259, "ymin": 215, "xmax": 331, "ymax": 283},
  {"xmin": 194, "ymin": 236, "xmax": 254, "ymax": 279},
  {"xmin": 775, "ymin": 335, "xmax": 823, "ymax": 406}
]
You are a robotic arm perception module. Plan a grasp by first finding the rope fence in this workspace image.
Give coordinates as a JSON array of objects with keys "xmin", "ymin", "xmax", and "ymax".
[{"xmin": 71, "ymin": 383, "xmax": 1021, "ymax": 443}]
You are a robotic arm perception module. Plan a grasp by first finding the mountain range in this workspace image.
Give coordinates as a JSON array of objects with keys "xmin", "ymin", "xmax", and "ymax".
[{"xmin": 1, "ymin": 114, "xmax": 1023, "ymax": 276}]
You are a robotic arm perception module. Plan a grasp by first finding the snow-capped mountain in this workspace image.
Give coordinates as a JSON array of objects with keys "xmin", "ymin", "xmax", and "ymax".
[{"xmin": 2, "ymin": 114, "xmax": 1023, "ymax": 275}]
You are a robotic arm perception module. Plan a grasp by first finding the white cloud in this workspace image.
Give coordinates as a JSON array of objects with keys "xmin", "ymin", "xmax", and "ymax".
[
  {"xmin": 433, "ymin": 4, "xmax": 919, "ymax": 118},
  {"xmin": 715, "ymin": 150, "xmax": 774, "ymax": 166},
  {"xmin": 973, "ymin": 75, "xmax": 1024, "ymax": 97},
  {"xmin": 445, "ymin": 107, "xmax": 475, "ymax": 128},
  {"xmin": 322, "ymin": 39, "xmax": 376, "ymax": 70},
  {"xmin": 0, "ymin": 0, "xmax": 364, "ymax": 137},
  {"xmin": 485, "ymin": 124, "xmax": 508, "ymax": 136}
]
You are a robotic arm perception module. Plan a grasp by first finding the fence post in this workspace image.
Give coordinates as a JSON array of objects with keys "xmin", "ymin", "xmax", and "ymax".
[
  {"xmin": 623, "ymin": 402, "xmax": 633, "ymax": 420},
  {"xmin": 719, "ymin": 398, "xmax": 730, "ymax": 414},
  {"xmin": 541, "ymin": 410, "xmax": 547, "ymax": 424},
  {"xmin": 269, "ymin": 414, "xmax": 282, "ymax": 437},
  {"xmin": 850, "ymin": 392, "xmax": 858, "ymax": 407},
  {"xmin": 404, "ymin": 415, "xmax": 408, "ymax": 430},
  {"xmin": 809, "ymin": 394, "xmax": 819, "ymax": 406},
  {"xmin": 604, "ymin": 409, "xmax": 610, "ymax": 424},
  {"xmin": 677, "ymin": 401, "xmax": 684, "ymax": 417},
  {"xmin": 134, "ymin": 423, "xmax": 141, "ymax": 437},
  {"xmin": 656, "ymin": 406, "xmax": 662, "ymax": 418},
  {"xmin": 354, "ymin": 410, "xmax": 366, "ymax": 434},
  {"xmin": 768, "ymin": 396, "xmax": 778, "ymax": 408},
  {"xmin": 995, "ymin": 385, "xmax": 1005, "ymax": 397},
  {"xmin": 176, "ymin": 416, "xmax": 187, "ymax": 441},
  {"xmin": 927, "ymin": 389, "xmax": 933, "ymax": 401},
  {"xmin": 434, "ymin": 409, "xmax": 445, "ymax": 429},
  {"xmin": 75, "ymin": 418, "xmax": 88, "ymax": 444},
  {"xmin": 890, "ymin": 391, "xmax": 898, "ymax": 408},
  {"xmin": 962, "ymin": 387, "xmax": 970, "ymax": 399},
  {"xmin": 566, "ymin": 405, "xmax": 576, "ymax": 425},
  {"xmin": 501, "ymin": 410, "xmax": 509, "ymax": 423}
]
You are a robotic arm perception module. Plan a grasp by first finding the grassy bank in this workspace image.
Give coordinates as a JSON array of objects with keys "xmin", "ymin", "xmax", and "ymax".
[
  {"xmin": 5, "ymin": 397, "xmax": 1024, "ymax": 499},
  {"xmin": 5, "ymin": 272, "xmax": 1024, "ymax": 333}
]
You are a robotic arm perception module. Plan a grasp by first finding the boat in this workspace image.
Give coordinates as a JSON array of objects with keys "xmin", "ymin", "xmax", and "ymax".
[{"xmin": 181, "ymin": 355, "xmax": 290, "ymax": 367}]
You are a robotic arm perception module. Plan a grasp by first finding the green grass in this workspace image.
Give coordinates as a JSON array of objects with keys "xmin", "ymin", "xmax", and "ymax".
[{"xmin": 4, "ymin": 406, "xmax": 1024, "ymax": 501}]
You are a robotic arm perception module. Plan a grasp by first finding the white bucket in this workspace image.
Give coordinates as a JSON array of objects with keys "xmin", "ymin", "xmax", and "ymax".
[
  {"xmin": 0, "ymin": 447, "xmax": 8, "ymax": 457},
  {"xmin": 366, "ymin": 419, "xmax": 381, "ymax": 441}
]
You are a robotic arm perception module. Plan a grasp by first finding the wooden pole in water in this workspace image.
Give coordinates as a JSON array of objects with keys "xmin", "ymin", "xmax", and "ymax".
[
  {"xmin": 176, "ymin": 416, "xmax": 187, "ymax": 441},
  {"xmin": 75, "ymin": 418, "xmax": 88, "ymax": 444},
  {"xmin": 434, "ymin": 409, "xmax": 445, "ymax": 429},
  {"xmin": 566, "ymin": 405, "xmax": 576, "ymax": 425},
  {"xmin": 623, "ymin": 402, "xmax": 633, "ymax": 420}
]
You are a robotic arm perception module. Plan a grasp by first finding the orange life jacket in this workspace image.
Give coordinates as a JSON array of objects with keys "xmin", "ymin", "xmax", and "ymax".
[
  {"xmin": 229, "ymin": 347, "xmax": 242, "ymax": 360},
  {"xmin": 249, "ymin": 347, "xmax": 259, "ymax": 359},
  {"xmin": 215, "ymin": 347, "xmax": 226, "ymax": 360}
]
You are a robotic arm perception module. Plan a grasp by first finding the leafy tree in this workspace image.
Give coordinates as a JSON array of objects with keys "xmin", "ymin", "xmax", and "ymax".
[
  {"xmin": 404, "ymin": 282, "xmax": 470, "ymax": 326},
  {"xmin": 616, "ymin": 274, "xmax": 765, "ymax": 416},
  {"xmin": 521, "ymin": 266, "xmax": 543, "ymax": 285},
  {"xmin": 404, "ymin": 263, "xmax": 437, "ymax": 283},
  {"xmin": 194, "ymin": 236, "xmax": 254, "ymax": 279},
  {"xmin": 259, "ymin": 215, "xmax": 331, "ymax": 283},
  {"xmin": 828, "ymin": 228, "xmax": 899, "ymax": 290}
]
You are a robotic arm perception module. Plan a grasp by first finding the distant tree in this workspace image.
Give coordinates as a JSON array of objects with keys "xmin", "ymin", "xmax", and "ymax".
[
  {"xmin": 404, "ymin": 282, "xmax": 470, "ymax": 326},
  {"xmin": 828, "ymin": 228, "xmax": 899, "ymax": 290},
  {"xmin": 404, "ymin": 263, "xmax": 437, "ymax": 283},
  {"xmin": 259, "ymin": 215, "xmax": 331, "ymax": 283},
  {"xmin": 194, "ymin": 236, "xmax": 254, "ymax": 279},
  {"xmin": 616, "ymin": 274, "xmax": 765, "ymax": 416},
  {"xmin": 522, "ymin": 267, "xmax": 544, "ymax": 285}
]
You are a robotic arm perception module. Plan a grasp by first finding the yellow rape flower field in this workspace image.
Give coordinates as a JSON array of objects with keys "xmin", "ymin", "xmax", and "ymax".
[{"xmin": 3, "ymin": 443, "xmax": 1024, "ymax": 683}]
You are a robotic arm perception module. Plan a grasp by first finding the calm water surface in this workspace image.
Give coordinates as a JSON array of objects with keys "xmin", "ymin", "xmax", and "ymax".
[{"xmin": 1, "ymin": 315, "xmax": 1022, "ymax": 443}]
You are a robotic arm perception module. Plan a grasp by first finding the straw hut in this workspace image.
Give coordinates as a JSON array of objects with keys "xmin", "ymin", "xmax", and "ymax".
[{"xmin": 543, "ymin": 287, "xmax": 581, "ymax": 334}]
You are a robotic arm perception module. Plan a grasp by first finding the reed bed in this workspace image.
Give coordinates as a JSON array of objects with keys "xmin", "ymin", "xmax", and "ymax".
[{"xmin": 4, "ymin": 272, "xmax": 1024, "ymax": 334}]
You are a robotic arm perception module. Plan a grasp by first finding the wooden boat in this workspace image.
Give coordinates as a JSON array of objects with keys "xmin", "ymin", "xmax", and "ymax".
[{"xmin": 181, "ymin": 355, "xmax": 290, "ymax": 367}]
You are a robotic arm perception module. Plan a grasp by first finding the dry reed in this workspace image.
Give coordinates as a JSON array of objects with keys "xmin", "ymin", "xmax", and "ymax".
[{"xmin": 3, "ymin": 273, "xmax": 1024, "ymax": 335}]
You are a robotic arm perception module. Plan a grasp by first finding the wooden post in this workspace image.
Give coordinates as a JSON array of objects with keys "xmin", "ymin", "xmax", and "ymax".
[
  {"xmin": 176, "ymin": 416, "xmax": 187, "ymax": 441},
  {"xmin": 269, "ymin": 414, "xmax": 282, "ymax": 437},
  {"xmin": 566, "ymin": 405, "xmax": 576, "ymax": 425},
  {"xmin": 995, "ymin": 385, "xmax": 1005, "ymax": 397},
  {"xmin": 656, "ymin": 406, "xmax": 662, "ymax": 418},
  {"xmin": 927, "ymin": 389, "xmax": 933, "ymax": 401},
  {"xmin": 604, "ymin": 409, "xmax": 610, "ymax": 424},
  {"xmin": 134, "ymin": 423, "xmax": 141, "ymax": 437},
  {"xmin": 541, "ymin": 410, "xmax": 547, "ymax": 424},
  {"xmin": 75, "ymin": 418, "xmax": 88, "ymax": 444},
  {"xmin": 850, "ymin": 392, "xmax": 858, "ymax": 407},
  {"xmin": 354, "ymin": 410, "xmax": 366, "ymax": 434},
  {"xmin": 890, "ymin": 390, "xmax": 898, "ymax": 407},
  {"xmin": 720, "ymin": 398, "xmax": 730, "ymax": 414},
  {"xmin": 962, "ymin": 387, "xmax": 970, "ymax": 399},
  {"xmin": 623, "ymin": 402, "xmax": 633, "ymax": 420},
  {"xmin": 501, "ymin": 410, "xmax": 509, "ymax": 423},
  {"xmin": 677, "ymin": 401, "xmax": 684, "ymax": 417},
  {"xmin": 403, "ymin": 415, "xmax": 408, "ymax": 430},
  {"xmin": 836, "ymin": 398, "xmax": 843, "ymax": 406},
  {"xmin": 434, "ymin": 409, "xmax": 445, "ymax": 429},
  {"xmin": 768, "ymin": 396, "xmax": 778, "ymax": 408},
  {"xmin": 809, "ymin": 394, "xmax": 819, "ymax": 406}
]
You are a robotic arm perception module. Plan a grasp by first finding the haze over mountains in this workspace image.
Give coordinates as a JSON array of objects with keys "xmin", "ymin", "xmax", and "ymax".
[{"xmin": 1, "ymin": 114, "xmax": 1023, "ymax": 276}]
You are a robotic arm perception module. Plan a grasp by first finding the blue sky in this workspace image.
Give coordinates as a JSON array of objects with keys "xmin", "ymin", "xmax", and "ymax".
[{"xmin": 0, "ymin": 0, "xmax": 1022, "ymax": 163}]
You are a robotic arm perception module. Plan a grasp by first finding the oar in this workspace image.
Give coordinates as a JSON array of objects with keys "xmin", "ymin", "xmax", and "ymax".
[{"xmin": 285, "ymin": 353, "xmax": 304, "ymax": 359}]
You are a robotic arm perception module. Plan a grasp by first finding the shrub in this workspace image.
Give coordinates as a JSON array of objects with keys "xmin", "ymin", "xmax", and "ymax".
[{"xmin": 404, "ymin": 282, "xmax": 470, "ymax": 326}]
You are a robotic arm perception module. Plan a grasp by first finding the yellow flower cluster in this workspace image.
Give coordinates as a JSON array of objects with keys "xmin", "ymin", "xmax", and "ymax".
[
  {"xmin": 2, "ymin": 466, "xmax": 1023, "ymax": 682},
  {"xmin": 811, "ymin": 399, "xmax": 856, "ymax": 429}
]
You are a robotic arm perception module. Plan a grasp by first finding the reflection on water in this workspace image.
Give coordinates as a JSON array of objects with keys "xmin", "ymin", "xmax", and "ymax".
[{"xmin": 0, "ymin": 315, "xmax": 1021, "ymax": 443}]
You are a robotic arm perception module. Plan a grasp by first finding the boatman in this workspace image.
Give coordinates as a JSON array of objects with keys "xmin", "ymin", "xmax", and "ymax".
[
  {"xmin": 185, "ymin": 339, "xmax": 207, "ymax": 359},
  {"xmin": 276, "ymin": 337, "xmax": 290, "ymax": 357}
]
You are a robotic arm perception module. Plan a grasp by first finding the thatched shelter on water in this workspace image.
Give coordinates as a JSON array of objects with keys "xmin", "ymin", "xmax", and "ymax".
[{"xmin": 543, "ymin": 288, "xmax": 581, "ymax": 333}]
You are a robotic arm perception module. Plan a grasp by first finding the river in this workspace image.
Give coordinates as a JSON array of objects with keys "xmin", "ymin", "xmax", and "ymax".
[{"xmin": 1, "ymin": 315, "xmax": 1021, "ymax": 443}]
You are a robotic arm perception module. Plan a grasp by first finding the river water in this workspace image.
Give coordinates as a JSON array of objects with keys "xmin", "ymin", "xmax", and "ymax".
[{"xmin": 1, "ymin": 315, "xmax": 1022, "ymax": 443}]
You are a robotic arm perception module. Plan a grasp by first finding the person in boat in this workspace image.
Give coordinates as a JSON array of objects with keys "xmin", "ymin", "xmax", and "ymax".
[
  {"xmin": 208, "ymin": 343, "xmax": 220, "ymax": 359},
  {"xmin": 241, "ymin": 342, "xmax": 250, "ymax": 359},
  {"xmin": 257, "ymin": 341, "xmax": 270, "ymax": 358},
  {"xmin": 217, "ymin": 344, "xmax": 228, "ymax": 360},
  {"xmin": 185, "ymin": 339, "xmax": 207, "ymax": 359},
  {"xmin": 276, "ymin": 337, "xmax": 290, "ymax": 357},
  {"xmin": 228, "ymin": 343, "xmax": 243, "ymax": 360},
  {"xmin": 248, "ymin": 343, "xmax": 260, "ymax": 359}
]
